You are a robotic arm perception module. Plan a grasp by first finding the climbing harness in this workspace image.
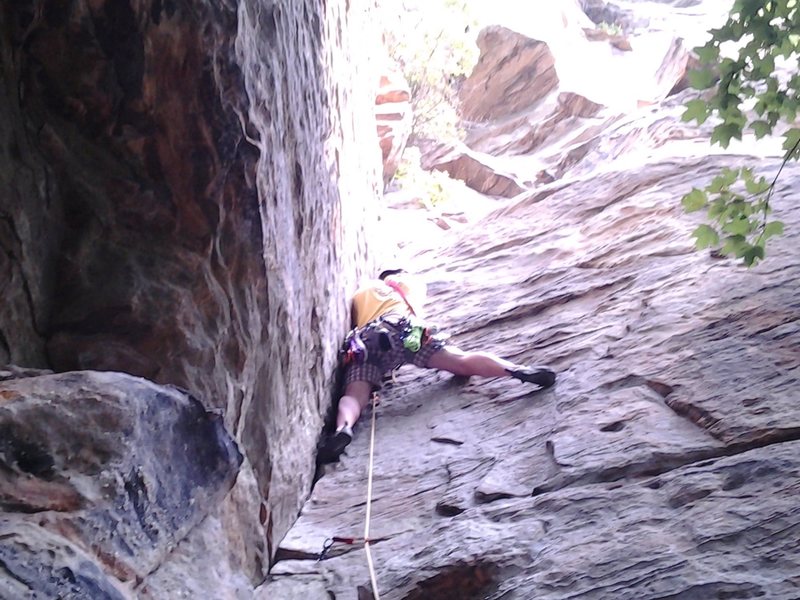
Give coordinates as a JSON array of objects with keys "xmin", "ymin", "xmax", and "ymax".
[
  {"xmin": 340, "ymin": 316, "xmax": 431, "ymax": 370},
  {"xmin": 317, "ymin": 392, "xmax": 382, "ymax": 599}
]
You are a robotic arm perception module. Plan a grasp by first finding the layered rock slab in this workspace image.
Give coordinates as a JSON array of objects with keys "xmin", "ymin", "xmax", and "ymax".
[
  {"xmin": 266, "ymin": 155, "xmax": 800, "ymax": 598},
  {"xmin": 0, "ymin": 370, "xmax": 241, "ymax": 597},
  {"xmin": 273, "ymin": 443, "xmax": 800, "ymax": 599},
  {"xmin": 427, "ymin": 14, "xmax": 702, "ymax": 197}
]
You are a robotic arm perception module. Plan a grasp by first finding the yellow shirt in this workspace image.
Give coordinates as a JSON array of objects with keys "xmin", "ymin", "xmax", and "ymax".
[{"xmin": 351, "ymin": 275, "xmax": 426, "ymax": 328}]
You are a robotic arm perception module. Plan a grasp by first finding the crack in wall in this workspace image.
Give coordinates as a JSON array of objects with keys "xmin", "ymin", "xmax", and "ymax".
[
  {"xmin": 518, "ymin": 373, "xmax": 800, "ymax": 498},
  {"xmin": 273, "ymin": 535, "xmax": 392, "ymax": 564},
  {"xmin": 0, "ymin": 329, "xmax": 10, "ymax": 361},
  {"xmin": 532, "ymin": 427, "xmax": 800, "ymax": 498},
  {"xmin": 664, "ymin": 395, "xmax": 725, "ymax": 441},
  {"xmin": 0, "ymin": 212, "xmax": 45, "ymax": 338}
]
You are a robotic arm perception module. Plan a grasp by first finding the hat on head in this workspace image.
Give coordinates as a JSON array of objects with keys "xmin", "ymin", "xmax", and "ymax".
[{"xmin": 378, "ymin": 268, "xmax": 405, "ymax": 280}]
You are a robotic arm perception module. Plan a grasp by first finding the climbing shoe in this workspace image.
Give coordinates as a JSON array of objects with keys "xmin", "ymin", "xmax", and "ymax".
[
  {"xmin": 318, "ymin": 424, "xmax": 354, "ymax": 464},
  {"xmin": 506, "ymin": 366, "xmax": 556, "ymax": 389}
]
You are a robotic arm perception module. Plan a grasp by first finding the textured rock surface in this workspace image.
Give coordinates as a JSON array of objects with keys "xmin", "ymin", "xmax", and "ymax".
[
  {"xmin": 427, "ymin": 8, "xmax": 702, "ymax": 197},
  {"xmin": 3, "ymin": 0, "xmax": 798, "ymax": 598},
  {"xmin": 266, "ymin": 145, "xmax": 800, "ymax": 598},
  {"xmin": 421, "ymin": 144, "xmax": 528, "ymax": 198},
  {"xmin": 459, "ymin": 27, "xmax": 559, "ymax": 124},
  {"xmin": 265, "ymin": 3, "xmax": 800, "ymax": 590},
  {"xmin": 0, "ymin": 0, "xmax": 382, "ymax": 592},
  {"xmin": 0, "ymin": 370, "xmax": 241, "ymax": 597}
]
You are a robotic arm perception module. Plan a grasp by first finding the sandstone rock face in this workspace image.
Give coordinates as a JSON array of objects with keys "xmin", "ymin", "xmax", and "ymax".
[
  {"xmin": 1, "ymin": 0, "xmax": 382, "ymax": 592},
  {"xmin": 425, "ymin": 7, "xmax": 705, "ymax": 198},
  {"xmin": 421, "ymin": 144, "xmax": 528, "ymax": 198},
  {"xmin": 459, "ymin": 27, "xmax": 559, "ymax": 123},
  {"xmin": 264, "ymin": 5, "xmax": 800, "ymax": 589},
  {"xmin": 0, "ymin": 370, "xmax": 241, "ymax": 597},
  {"xmin": 265, "ymin": 147, "xmax": 800, "ymax": 598}
]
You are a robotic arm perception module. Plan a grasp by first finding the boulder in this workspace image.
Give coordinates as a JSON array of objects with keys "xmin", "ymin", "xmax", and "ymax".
[
  {"xmin": 433, "ymin": 9, "xmax": 703, "ymax": 190},
  {"xmin": 0, "ymin": 370, "xmax": 241, "ymax": 596},
  {"xmin": 459, "ymin": 27, "xmax": 559, "ymax": 123}
]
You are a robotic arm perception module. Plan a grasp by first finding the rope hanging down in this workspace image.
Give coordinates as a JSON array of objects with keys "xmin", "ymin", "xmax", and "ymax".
[
  {"xmin": 317, "ymin": 392, "xmax": 382, "ymax": 599},
  {"xmin": 364, "ymin": 391, "xmax": 381, "ymax": 599}
]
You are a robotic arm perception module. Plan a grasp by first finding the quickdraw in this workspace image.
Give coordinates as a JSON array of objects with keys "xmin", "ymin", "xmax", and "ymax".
[{"xmin": 317, "ymin": 536, "xmax": 388, "ymax": 561}]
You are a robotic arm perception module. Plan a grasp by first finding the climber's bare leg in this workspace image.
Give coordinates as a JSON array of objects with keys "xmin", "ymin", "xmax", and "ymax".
[
  {"xmin": 425, "ymin": 346, "xmax": 518, "ymax": 378},
  {"xmin": 336, "ymin": 380, "xmax": 372, "ymax": 430}
]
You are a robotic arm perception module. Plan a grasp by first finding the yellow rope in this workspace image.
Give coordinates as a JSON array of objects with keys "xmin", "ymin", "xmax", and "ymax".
[{"xmin": 364, "ymin": 392, "xmax": 381, "ymax": 600}]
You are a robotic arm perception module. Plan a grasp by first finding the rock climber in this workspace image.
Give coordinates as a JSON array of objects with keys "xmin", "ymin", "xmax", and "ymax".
[{"xmin": 318, "ymin": 268, "xmax": 556, "ymax": 463}]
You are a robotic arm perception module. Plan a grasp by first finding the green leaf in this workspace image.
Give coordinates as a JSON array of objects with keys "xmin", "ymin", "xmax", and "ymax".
[
  {"xmin": 695, "ymin": 44, "xmax": 720, "ymax": 64},
  {"xmin": 783, "ymin": 98, "xmax": 798, "ymax": 123},
  {"xmin": 688, "ymin": 68, "xmax": 717, "ymax": 90},
  {"xmin": 763, "ymin": 220, "xmax": 784, "ymax": 240},
  {"xmin": 711, "ymin": 123, "xmax": 742, "ymax": 148},
  {"xmin": 682, "ymin": 99, "xmax": 710, "ymax": 123},
  {"xmin": 682, "ymin": 188, "xmax": 708, "ymax": 212},
  {"xmin": 754, "ymin": 53, "xmax": 776, "ymax": 78},
  {"xmin": 745, "ymin": 175, "xmax": 771, "ymax": 194},
  {"xmin": 782, "ymin": 128, "xmax": 800, "ymax": 155},
  {"xmin": 722, "ymin": 234, "xmax": 748, "ymax": 256},
  {"xmin": 720, "ymin": 168, "xmax": 740, "ymax": 187},
  {"xmin": 722, "ymin": 217, "xmax": 753, "ymax": 236},
  {"xmin": 708, "ymin": 197, "xmax": 728, "ymax": 218},
  {"xmin": 778, "ymin": 36, "xmax": 795, "ymax": 57},
  {"xmin": 751, "ymin": 120, "xmax": 772, "ymax": 138},
  {"xmin": 742, "ymin": 244, "xmax": 765, "ymax": 266},
  {"xmin": 692, "ymin": 224, "xmax": 720, "ymax": 249},
  {"xmin": 740, "ymin": 85, "xmax": 756, "ymax": 98}
]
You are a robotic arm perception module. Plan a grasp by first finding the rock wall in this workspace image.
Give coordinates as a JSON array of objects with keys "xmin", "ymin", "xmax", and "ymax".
[
  {"xmin": 0, "ymin": 0, "xmax": 382, "ymax": 595},
  {"xmin": 269, "ymin": 147, "xmax": 800, "ymax": 600},
  {"xmin": 267, "ymin": 1, "xmax": 800, "ymax": 598}
]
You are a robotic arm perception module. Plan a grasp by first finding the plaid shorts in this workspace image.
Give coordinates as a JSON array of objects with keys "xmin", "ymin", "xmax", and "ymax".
[{"xmin": 343, "ymin": 315, "xmax": 448, "ymax": 388}]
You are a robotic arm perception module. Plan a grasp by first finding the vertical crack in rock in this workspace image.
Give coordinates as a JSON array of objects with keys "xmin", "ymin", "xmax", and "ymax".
[
  {"xmin": 0, "ymin": 212, "xmax": 46, "ymax": 337},
  {"xmin": 0, "ymin": 330, "xmax": 11, "ymax": 363},
  {"xmin": 124, "ymin": 467, "xmax": 160, "ymax": 543},
  {"xmin": 3, "ymin": 0, "xmax": 381, "ymax": 588}
]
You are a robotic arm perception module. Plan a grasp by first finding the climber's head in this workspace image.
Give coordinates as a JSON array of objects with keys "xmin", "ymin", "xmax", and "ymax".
[{"xmin": 378, "ymin": 268, "xmax": 405, "ymax": 281}]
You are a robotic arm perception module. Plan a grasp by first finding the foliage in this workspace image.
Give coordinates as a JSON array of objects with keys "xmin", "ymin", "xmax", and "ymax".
[
  {"xmin": 681, "ymin": 0, "xmax": 799, "ymax": 265},
  {"xmin": 598, "ymin": 21, "xmax": 624, "ymax": 37},
  {"xmin": 393, "ymin": 147, "xmax": 470, "ymax": 207},
  {"xmin": 682, "ymin": 167, "xmax": 784, "ymax": 265},
  {"xmin": 377, "ymin": 0, "xmax": 478, "ymax": 142}
]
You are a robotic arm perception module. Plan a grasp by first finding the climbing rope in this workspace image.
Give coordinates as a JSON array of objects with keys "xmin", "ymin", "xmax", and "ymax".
[
  {"xmin": 364, "ymin": 391, "xmax": 381, "ymax": 599},
  {"xmin": 317, "ymin": 392, "xmax": 382, "ymax": 600}
]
